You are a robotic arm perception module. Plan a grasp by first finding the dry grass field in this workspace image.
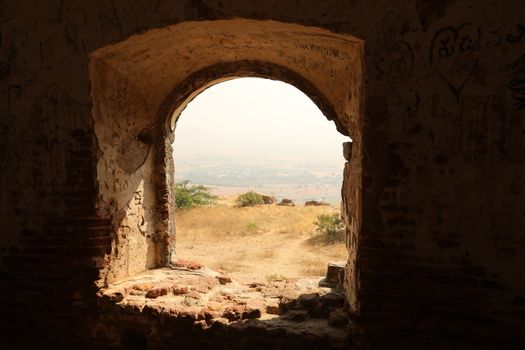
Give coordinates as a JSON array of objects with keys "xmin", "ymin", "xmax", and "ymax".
[{"xmin": 175, "ymin": 196, "xmax": 347, "ymax": 282}]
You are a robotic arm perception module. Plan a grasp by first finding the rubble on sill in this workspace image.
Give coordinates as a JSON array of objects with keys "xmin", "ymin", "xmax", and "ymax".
[{"xmin": 100, "ymin": 261, "xmax": 351, "ymax": 346}]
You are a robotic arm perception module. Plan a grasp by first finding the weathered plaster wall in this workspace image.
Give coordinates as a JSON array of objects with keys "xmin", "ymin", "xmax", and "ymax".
[
  {"xmin": 90, "ymin": 56, "xmax": 159, "ymax": 284},
  {"xmin": 89, "ymin": 18, "xmax": 364, "ymax": 294},
  {"xmin": 1, "ymin": 0, "xmax": 524, "ymax": 348}
]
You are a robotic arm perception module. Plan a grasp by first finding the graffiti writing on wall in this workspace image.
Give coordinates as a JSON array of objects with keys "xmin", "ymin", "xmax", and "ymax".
[
  {"xmin": 429, "ymin": 22, "xmax": 525, "ymax": 104},
  {"xmin": 294, "ymin": 43, "xmax": 346, "ymax": 60},
  {"xmin": 375, "ymin": 40, "xmax": 415, "ymax": 78},
  {"xmin": 375, "ymin": 13, "xmax": 415, "ymax": 78},
  {"xmin": 430, "ymin": 22, "xmax": 525, "ymax": 64},
  {"xmin": 501, "ymin": 55, "xmax": 525, "ymax": 110},
  {"xmin": 134, "ymin": 191, "xmax": 143, "ymax": 205},
  {"xmin": 508, "ymin": 71, "xmax": 525, "ymax": 110}
]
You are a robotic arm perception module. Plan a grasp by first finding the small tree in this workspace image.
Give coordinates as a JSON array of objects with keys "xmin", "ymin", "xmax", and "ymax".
[
  {"xmin": 235, "ymin": 191, "xmax": 264, "ymax": 207},
  {"xmin": 174, "ymin": 180, "xmax": 217, "ymax": 209},
  {"xmin": 314, "ymin": 213, "xmax": 344, "ymax": 242}
]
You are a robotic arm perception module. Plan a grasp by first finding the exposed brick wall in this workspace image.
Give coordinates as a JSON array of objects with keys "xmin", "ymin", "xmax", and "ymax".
[{"xmin": 0, "ymin": 0, "xmax": 524, "ymax": 348}]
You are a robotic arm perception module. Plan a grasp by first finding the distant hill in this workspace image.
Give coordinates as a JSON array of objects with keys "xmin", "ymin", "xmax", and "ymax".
[{"xmin": 175, "ymin": 157, "xmax": 344, "ymax": 204}]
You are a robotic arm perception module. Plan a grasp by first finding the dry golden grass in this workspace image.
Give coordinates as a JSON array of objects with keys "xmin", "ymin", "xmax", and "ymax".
[{"xmin": 175, "ymin": 198, "xmax": 347, "ymax": 282}]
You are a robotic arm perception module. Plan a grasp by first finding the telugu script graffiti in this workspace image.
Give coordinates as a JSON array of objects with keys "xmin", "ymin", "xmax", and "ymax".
[
  {"xmin": 501, "ymin": 54, "xmax": 525, "ymax": 110},
  {"xmin": 429, "ymin": 23, "xmax": 480, "ymax": 101},
  {"xmin": 429, "ymin": 23, "xmax": 480, "ymax": 63},
  {"xmin": 508, "ymin": 69, "xmax": 525, "ymax": 110},
  {"xmin": 430, "ymin": 22, "xmax": 525, "ymax": 64},
  {"xmin": 429, "ymin": 22, "xmax": 525, "ymax": 103}
]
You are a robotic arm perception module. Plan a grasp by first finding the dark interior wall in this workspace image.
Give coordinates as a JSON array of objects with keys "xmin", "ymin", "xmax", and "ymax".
[
  {"xmin": 0, "ymin": 0, "xmax": 524, "ymax": 348},
  {"xmin": 355, "ymin": 2, "xmax": 525, "ymax": 347}
]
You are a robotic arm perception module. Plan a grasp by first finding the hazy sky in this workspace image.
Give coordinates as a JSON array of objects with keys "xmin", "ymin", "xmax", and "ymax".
[{"xmin": 173, "ymin": 77, "xmax": 350, "ymax": 162}]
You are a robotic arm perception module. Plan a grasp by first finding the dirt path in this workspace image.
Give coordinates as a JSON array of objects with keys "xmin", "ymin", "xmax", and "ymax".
[
  {"xmin": 175, "ymin": 204, "xmax": 347, "ymax": 282},
  {"xmin": 177, "ymin": 228, "xmax": 346, "ymax": 283},
  {"xmin": 262, "ymin": 232, "xmax": 310, "ymax": 277}
]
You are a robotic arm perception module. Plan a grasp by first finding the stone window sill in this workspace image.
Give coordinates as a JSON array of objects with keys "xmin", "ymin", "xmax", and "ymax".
[{"xmin": 100, "ymin": 263, "xmax": 350, "ymax": 347}]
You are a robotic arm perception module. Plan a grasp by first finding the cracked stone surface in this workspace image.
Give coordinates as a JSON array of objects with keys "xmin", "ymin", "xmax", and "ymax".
[{"xmin": 100, "ymin": 264, "xmax": 350, "ymax": 345}]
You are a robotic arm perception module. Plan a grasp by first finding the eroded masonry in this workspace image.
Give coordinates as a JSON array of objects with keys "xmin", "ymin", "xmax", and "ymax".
[
  {"xmin": 88, "ymin": 21, "xmax": 362, "ymax": 347},
  {"xmin": 1, "ymin": 1, "xmax": 524, "ymax": 349}
]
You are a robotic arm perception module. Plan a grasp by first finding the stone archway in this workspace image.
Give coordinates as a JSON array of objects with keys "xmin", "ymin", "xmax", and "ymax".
[{"xmin": 89, "ymin": 19, "xmax": 364, "ymax": 311}]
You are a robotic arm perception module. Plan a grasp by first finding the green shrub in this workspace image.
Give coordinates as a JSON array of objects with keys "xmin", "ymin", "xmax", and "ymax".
[
  {"xmin": 235, "ymin": 191, "xmax": 264, "ymax": 207},
  {"xmin": 174, "ymin": 180, "xmax": 217, "ymax": 209},
  {"xmin": 266, "ymin": 274, "xmax": 289, "ymax": 282},
  {"xmin": 245, "ymin": 222, "xmax": 260, "ymax": 232},
  {"xmin": 314, "ymin": 213, "xmax": 344, "ymax": 242}
]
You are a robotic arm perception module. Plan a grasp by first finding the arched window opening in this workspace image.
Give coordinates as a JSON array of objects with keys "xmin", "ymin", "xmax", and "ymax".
[
  {"xmin": 172, "ymin": 77, "xmax": 350, "ymax": 283},
  {"xmin": 90, "ymin": 20, "xmax": 365, "ymax": 330}
]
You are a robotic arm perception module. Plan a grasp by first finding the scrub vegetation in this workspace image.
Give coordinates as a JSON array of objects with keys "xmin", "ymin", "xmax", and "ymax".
[{"xmin": 175, "ymin": 194, "xmax": 347, "ymax": 281}]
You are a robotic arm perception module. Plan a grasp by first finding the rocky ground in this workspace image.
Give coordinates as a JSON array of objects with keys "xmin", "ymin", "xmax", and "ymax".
[{"xmin": 100, "ymin": 261, "xmax": 351, "ymax": 347}]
